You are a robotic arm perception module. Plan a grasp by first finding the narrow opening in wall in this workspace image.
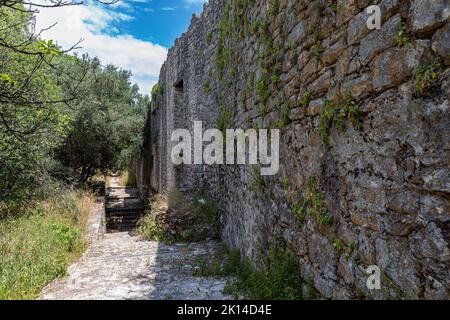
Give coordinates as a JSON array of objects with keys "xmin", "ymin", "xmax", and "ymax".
[
  {"xmin": 174, "ymin": 79, "xmax": 184, "ymax": 92},
  {"xmin": 173, "ymin": 78, "xmax": 185, "ymax": 188}
]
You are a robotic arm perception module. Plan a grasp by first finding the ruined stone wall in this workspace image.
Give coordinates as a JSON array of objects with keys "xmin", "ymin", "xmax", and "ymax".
[{"xmin": 138, "ymin": 0, "xmax": 450, "ymax": 299}]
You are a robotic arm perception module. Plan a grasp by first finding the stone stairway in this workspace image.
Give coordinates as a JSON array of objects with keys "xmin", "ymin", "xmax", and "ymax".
[
  {"xmin": 105, "ymin": 184, "xmax": 145, "ymax": 233},
  {"xmin": 39, "ymin": 176, "xmax": 229, "ymax": 300}
]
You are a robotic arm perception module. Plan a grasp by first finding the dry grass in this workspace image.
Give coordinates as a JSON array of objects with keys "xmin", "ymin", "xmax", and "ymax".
[
  {"xmin": 41, "ymin": 191, "xmax": 95, "ymax": 233},
  {"xmin": 118, "ymin": 171, "xmax": 136, "ymax": 187},
  {"xmin": 104, "ymin": 175, "xmax": 112, "ymax": 188}
]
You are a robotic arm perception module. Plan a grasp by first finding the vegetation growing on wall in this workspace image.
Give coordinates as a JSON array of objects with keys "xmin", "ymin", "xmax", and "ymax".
[
  {"xmin": 333, "ymin": 239, "xmax": 356, "ymax": 260},
  {"xmin": 291, "ymin": 176, "xmax": 332, "ymax": 227},
  {"xmin": 319, "ymin": 95, "xmax": 363, "ymax": 147},
  {"xmin": 142, "ymin": 0, "xmax": 450, "ymax": 300},
  {"xmin": 151, "ymin": 83, "xmax": 164, "ymax": 109},
  {"xmin": 194, "ymin": 246, "xmax": 305, "ymax": 300},
  {"xmin": 413, "ymin": 59, "xmax": 443, "ymax": 97},
  {"xmin": 213, "ymin": 0, "xmax": 295, "ymax": 132},
  {"xmin": 395, "ymin": 20, "xmax": 410, "ymax": 47}
]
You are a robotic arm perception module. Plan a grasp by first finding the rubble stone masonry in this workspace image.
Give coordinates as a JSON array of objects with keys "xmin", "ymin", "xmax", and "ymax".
[{"xmin": 136, "ymin": 0, "xmax": 449, "ymax": 299}]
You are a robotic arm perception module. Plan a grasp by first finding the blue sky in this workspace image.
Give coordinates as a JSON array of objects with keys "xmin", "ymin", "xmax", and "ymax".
[
  {"xmin": 108, "ymin": 0, "xmax": 207, "ymax": 47},
  {"xmin": 35, "ymin": 0, "xmax": 208, "ymax": 93}
]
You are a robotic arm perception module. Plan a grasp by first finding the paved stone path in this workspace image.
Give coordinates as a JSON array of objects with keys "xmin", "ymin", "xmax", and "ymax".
[{"xmin": 39, "ymin": 176, "xmax": 228, "ymax": 300}]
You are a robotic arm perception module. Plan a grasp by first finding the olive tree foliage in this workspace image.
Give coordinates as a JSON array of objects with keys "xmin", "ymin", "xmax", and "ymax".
[
  {"xmin": 0, "ymin": 1, "xmax": 148, "ymax": 215},
  {"xmin": 56, "ymin": 57, "xmax": 148, "ymax": 183},
  {"xmin": 0, "ymin": 1, "xmax": 119, "ymax": 117},
  {"xmin": 0, "ymin": 4, "xmax": 75, "ymax": 205}
]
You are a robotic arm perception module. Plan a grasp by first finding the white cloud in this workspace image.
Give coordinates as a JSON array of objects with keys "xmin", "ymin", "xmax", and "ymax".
[
  {"xmin": 184, "ymin": 0, "xmax": 207, "ymax": 4},
  {"xmin": 161, "ymin": 6, "xmax": 178, "ymax": 11},
  {"xmin": 33, "ymin": 1, "xmax": 167, "ymax": 94}
]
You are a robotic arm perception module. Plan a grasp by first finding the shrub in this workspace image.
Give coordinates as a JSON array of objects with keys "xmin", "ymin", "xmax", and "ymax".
[
  {"xmin": 222, "ymin": 247, "xmax": 304, "ymax": 300},
  {"xmin": 138, "ymin": 190, "xmax": 220, "ymax": 243},
  {"xmin": 151, "ymin": 83, "xmax": 163, "ymax": 109}
]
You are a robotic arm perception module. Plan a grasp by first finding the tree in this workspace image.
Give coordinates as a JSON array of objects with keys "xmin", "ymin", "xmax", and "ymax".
[
  {"xmin": 0, "ymin": 5, "xmax": 72, "ymax": 205},
  {"xmin": 56, "ymin": 57, "xmax": 148, "ymax": 182},
  {"xmin": 0, "ymin": 1, "xmax": 147, "ymax": 211}
]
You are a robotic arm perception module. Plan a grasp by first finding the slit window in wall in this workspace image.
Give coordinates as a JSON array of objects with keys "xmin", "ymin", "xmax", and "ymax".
[
  {"xmin": 174, "ymin": 79, "xmax": 184, "ymax": 93},
  {"xmin": 173, "ymin": 78, "xmax": 185, "ymax": 126}
]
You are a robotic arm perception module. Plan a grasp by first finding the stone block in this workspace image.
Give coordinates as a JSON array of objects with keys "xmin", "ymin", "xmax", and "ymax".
[
  {"xmin": 432, "ymin": 22, "xmax": 450, "ymax": 65},
  {"xmin": 359, "ymin": 14, "xmax": 401, "ymax": 64},
  {"xmin": 372, "ymin": 40, "xmax": 433, "ymax": 92},
  {"xmin": 410, "ymin": 0, "xmax": 450, "ymax": 35}
]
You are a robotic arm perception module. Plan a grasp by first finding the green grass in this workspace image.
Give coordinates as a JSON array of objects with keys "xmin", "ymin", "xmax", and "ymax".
[
  {"xmin": 194, "ymin": 247, "xmax": 304, "ymax": 300},
  {"xmin": 0, "ymin": 191, "xmax": 92, "ymax": 299}
]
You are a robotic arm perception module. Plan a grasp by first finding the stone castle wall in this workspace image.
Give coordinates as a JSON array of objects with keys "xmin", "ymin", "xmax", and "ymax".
[{"xmin": 138, "ymin": 0, "xmax": 450, "ymax": 299}]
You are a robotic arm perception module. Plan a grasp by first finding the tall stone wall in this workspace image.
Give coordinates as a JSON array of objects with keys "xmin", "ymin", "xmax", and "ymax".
[{"xmin": 138, "ymin": 0, "xmax": 450, "ymax": 299}]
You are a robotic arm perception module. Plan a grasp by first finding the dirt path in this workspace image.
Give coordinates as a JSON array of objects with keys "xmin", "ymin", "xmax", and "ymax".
[{"xmin": 39, "ymin": 177, "xmax": 228, "ymax": 300}]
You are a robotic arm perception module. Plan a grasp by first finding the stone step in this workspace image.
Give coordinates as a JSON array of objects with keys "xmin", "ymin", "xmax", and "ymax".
[
  {"xmin": 107, "ymin": 215, "xmax": 141, "ymax": 221},
  {"xmin": 107, "ymin": 211, "xmax": 145, "ymax": 217},
  {"xmin": 106, "ymin": 221, "xmax": 142, "ymax": 230},
  {"xmin": 104, "ymin": 183, "xmax": 145, "ymax": 233},
  {"xmin": 105, "ymin": 208, "xmax": 145, "ymax": 215},
  {"xmin": 106, "ymin": 196, "xmax": 140, "ymax": 200},
  {"xmin": 106, "ymin": 225, "xmax": 138, "ymax": 233},
  {"xmin": 106, "ymin": 219, "xmax": 139, "ymax": 226},
  {"xmin": 106, "ymin": 218, "xmax": 142, "ymax": 225},
  {"xmin": 107, "ymin": 219, "xmax": 140, "ymax": 226},
  {"xmin": 106, "ymin": 188, "xmax": 139, "ymax": 198},
  {"xmin": 105, "ymin": 202, "xmax": 145, "ymax": 213}
]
